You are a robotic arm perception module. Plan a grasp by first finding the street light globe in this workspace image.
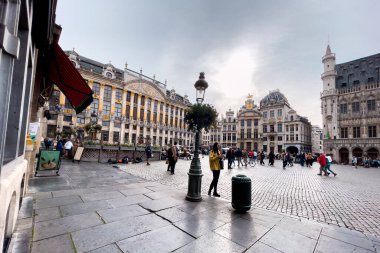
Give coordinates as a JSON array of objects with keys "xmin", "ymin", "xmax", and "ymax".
[{"xmin": 194, "ymin": 72, "xmax": 208, "ymax": 104}]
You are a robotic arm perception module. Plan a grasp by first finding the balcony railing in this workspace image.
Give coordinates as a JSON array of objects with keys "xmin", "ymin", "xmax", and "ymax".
[{"xmin": 324, "ymin": 138, "xmax": 380, "ymax": 146}]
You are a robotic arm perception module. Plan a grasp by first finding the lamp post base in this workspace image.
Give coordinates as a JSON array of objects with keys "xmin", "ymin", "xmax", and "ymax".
[{"xmin": 186, "ymin": 157, "xmax": 203, "ymax": 202}]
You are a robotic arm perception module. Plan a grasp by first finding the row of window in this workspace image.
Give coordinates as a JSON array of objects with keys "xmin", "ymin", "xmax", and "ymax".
[
  {"xmin": 101, "ymin": 131, "xmax": 190, "ymax": 146},
  {"xmin": 339, "ymin": 100, "xmax": 376, "ymax": 114},
  {"xmin": 262, "ymin": 109, "xmax": 283, "ymax": 119},
  {"xmin": 223, "ymin": 125, "xmax": 237, "ymax": 131},
  {"xmin": 92, "ymin": 83, "xmax": 183, "ymax": 113},
  {"xmin": 240, "ymin": 119, "xmax": 259, "ymax": 127},
  {"xmin": 340, "ymin": 126, "xmax": 377, "ymax": 138}
]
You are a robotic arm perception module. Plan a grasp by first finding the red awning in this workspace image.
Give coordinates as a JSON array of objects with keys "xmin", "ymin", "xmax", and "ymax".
[{"xmin": 49, "ymin": 41, "xmax": 93, "ymax": 114}]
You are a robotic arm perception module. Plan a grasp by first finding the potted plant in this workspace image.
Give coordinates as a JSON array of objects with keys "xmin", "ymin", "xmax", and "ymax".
[
  {"xmin": 120, "ymin": 142, "xmax": 135, "ymax": 150},
  {"xmin": 84, "ymin": 123, "xmax": 102, "ymax": 140},
  {"xmin": 102, "ymin": 142, "xmax": 120, "ymax": 150},
  {"xmin": 184, "ymin": 103, "xmax": 218, "ymax": 133},
  {"xmin": 83, "ymin": 139, "xmax": 101, "ymax": 149}
]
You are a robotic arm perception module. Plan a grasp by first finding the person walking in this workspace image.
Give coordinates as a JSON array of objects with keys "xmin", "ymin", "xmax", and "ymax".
[
  {"xmin": 235, "ymin": 148, "xmax": 243, "ymax": 166},
  {"xmin": 286, "ymin": 152, "xmax": 293, "ymax": 167},
  {"xmin": 325, "ymin": 155, "xmax": 337, "ymax": 176},
  {"xmin": 226, "ymin": 148, "xmax": 233, "ymax": 169},
  {"xmin": 231, "ymin": 148, "xmax": 236, "ymax": 167},
  {"xmin": 145, "ymin": 142, "xmax": 152, "ymax": 165},
  {"xmin": 259, "ymin": 151, "xmax": 265, "ymax": 165},
  {"xmin": 64, "ymin": 139, "xmax": 73, "ymax": 159},
  {"xmin": 208, "ymin": 142, "xmax": 223, "ymax": 197},
  {"xmin": 306, "ymin": 153, "xmax": 313, "ymax": 167},
  {"xmin": 268, "ymin": 151, "xmax": 275, "ymax": 166},
  {"xmin": 300, "ymin": 152, "xmax": 306, "ymax": 167},
  {"xmin": 167, "ymin": 142, "xmax": 178, "ymax": 174},
  {"xmin": 242, "ymin": 149, "xmax": 248, "ymax": 166},
  {"xmin": 352, "ymin": 156, "xmax": 358, "ymax": 168},
  {"xmin": 282, "ymin": 151, "xmax": 287, "ymax": 169},
  {"xmin": 317, "ymin": 153, "xmax": 329, "ymax": 176}
]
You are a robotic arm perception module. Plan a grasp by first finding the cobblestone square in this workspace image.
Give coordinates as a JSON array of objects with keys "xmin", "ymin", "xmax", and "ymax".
[{"xmin": 120, "ymin": 157, "xmax": 380, "ymax": 237}]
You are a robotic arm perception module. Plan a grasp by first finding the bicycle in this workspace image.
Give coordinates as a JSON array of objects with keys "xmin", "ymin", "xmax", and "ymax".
[{"xmin": 248, "ymin": 157, "xmax": 256, "ymax": 167}]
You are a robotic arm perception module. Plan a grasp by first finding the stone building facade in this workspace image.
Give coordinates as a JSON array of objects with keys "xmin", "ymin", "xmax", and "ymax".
[
  {"xmin": 237, "ymin": 95, "xmax": 262, "ymax": 151},
  {"xmin": 311, "ymin": 125, "xmax": 323, "ymax": 154},
  {"xmin": 220, "ymin": 109, "xmax": 238, "ymax": 148},
  {"xmin": 45, "ymin": 51, "xmax": 194, "ymax": 147},
  {"xmin": 237, "ymin": 92, "xmax": 312, "ymax": 154},
  {"xmin": 321, "ymin": 45, "xmax": 380, "ymax": 163}
]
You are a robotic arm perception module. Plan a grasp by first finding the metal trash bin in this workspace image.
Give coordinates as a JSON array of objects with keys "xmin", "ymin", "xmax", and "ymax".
[{"xmin": 231, "ymin": 174, "xmax": 251, "ymax": 212}]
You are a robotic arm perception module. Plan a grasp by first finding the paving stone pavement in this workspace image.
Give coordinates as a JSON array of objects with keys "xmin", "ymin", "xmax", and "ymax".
[
  {"xmin": 6, "ymin": 160, "xmax": 380, "ymax": 252},
  {"xmin": 118, "ymin": 157, "xmax": 380, "ymax": 237}
]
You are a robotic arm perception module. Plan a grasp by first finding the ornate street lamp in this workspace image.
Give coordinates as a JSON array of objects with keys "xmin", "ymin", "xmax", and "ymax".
[
  {"xmin": 194, "ymin": 72, "xmax": 208, "ymax": 104},
  {"xmin": 186, "ymin": 72, "xmax": 209, "ymax": 202}
]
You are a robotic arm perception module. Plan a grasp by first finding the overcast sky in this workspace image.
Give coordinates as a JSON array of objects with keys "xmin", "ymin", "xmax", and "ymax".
[{"xmin": 56, "ymin": 0, "xmax": 380, "ymax": 127}]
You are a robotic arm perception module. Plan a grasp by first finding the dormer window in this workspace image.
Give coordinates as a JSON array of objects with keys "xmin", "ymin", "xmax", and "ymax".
[{"xmin": 106, "ymin": 72, "xmax": 112, "ymax": 78}]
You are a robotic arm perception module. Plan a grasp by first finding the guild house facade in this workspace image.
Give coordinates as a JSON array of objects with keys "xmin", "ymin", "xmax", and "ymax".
[
  {"xmin": 321, "ymin": 45, "xmax": 380, "ymax": 163},
  {"xmin": 43, "ymin": 50, "xmax": 194, "ymax": 147}
]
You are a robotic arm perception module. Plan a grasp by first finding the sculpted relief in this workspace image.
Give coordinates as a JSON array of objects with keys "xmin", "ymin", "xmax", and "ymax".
[{"xmin": 125, "ymin": 81, "xmax": 165, "ymax": 100}]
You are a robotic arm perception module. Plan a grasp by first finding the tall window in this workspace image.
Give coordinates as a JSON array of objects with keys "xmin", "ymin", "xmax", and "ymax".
[
  {"xmin": 352, "ymin": 102, "xmax": 360, "ymax": 113},
  {"xmin": 254, "ymin": 129, "xmax": 258, "ymax": 139},
  {"xmin": 278, "ymin": 123, "xmax": 282, "ymax": 132},
  {"xmin": 141, "ymin": 96, "xmax": 145, "ymax": 106},
  {"xmin": 247, "ymin": 130, "xmax": 251, "ymax": 139},
  {"xmin": 270, "ymin": 110, "xmax": 274, "ymax": 118},
  {"xmin": 367, "ymin": 100, "xmax": 376, "ymax": 111},
  {"xmin": 240, "ymin": 120, "xmax": 244, "ymax": 127},
  {"xmin": 115, "ymin": 89, "xmax": 122, "ymax": 101},
  {"xmin": 340, "ymin": 103, "xmax": 347, "ymax": 114},
  {"xmin": 278, "ymin": 109, "xmax": 282, "ymax": 117},
  {"xmin": 133, "ymin": 107, "xmax": 137, "ymax": 120},
  {"xmin": 340, "ymin": 127, "xmax": 348, "ymax": 138},
  {"xmin": 247, "ymin": 119, "xmax": 252, "ymax": 127},
  {"xmin": 92, "ymin": 82, "xmax": 100, "ymax": 96},
  {"xmin": 147, "ymin": 98, "xmax": 152, "ymax": 109},
  {"xmin": 263, "ymin": 111, "xmax": 267, "ymax": 118},
  {"xmin": 102, "ymin": 131, "xmax": 109, "ymax": 142},
  {"xmin": 263, "ymin": 125, "xmax": 267, "ymax": 133},
  {"xmin": 103, "ymin": 101, "xmax": 111, "ymax": 116},
  {"xmin": 154, "ymin": 100, "xmax": 158, "ymax": 112},
  {"xmin": 77, "ymin": 116, "xmax": 85, "ymax": 124},
  {"xmin": 240, "ymin": 130, "xmax": 244, "ymax": 139},
  {"xmin": 126, "ymin": 105, "xmax": 130, "ymax": 118},
  {"xmin": 270, "ymin": 125, "xmax": 274, "ymax": 132},
  {"xmin": 104, "ymin": 86, "xmax": 112, "ymax": 101},
  {"xmin": 147, "ymin": 111, "xmax": 151, "ymax": 123},
  {"xmin": 353, "ymin": 127, "xmax": 360, "ymax": 138},
  {"xmin": 91, "ymin": 99, "xmax": 99, "ymax": 113},
  {"xmin": 254, "ymin": 119, "xmax": 258, "ymax": 126},
  {"xmin": 133, "ymin": 94, "xmax": 138, "ymax": 104},
  {"xmin": 115, "ymin": 103, "xmax": 122, "ymax": 117},
  {"xmin": 113, "ymin": 132, "xmax": 120, "ymax": 143},
  {"xmin": 368, "ymin": 126, "xmax": 377, "ymax": 138},
  {"xmin": 140, "ymin": 109, "xmax": 144, "ymax": 121},
  {"xmin": 126, "ymin": 91, "xmax": 131, "ymax": 102}
]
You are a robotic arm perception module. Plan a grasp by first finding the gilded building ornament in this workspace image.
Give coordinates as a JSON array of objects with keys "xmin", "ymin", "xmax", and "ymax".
[{"xmin": 125, "ymin": 82, "xmax": 165, "ymax": 101}]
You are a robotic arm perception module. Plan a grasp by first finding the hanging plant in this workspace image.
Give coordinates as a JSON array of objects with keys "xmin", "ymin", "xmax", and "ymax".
[{"xmin": 184, "ymin": 103, "xmax": 218, "ymax": 132}]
